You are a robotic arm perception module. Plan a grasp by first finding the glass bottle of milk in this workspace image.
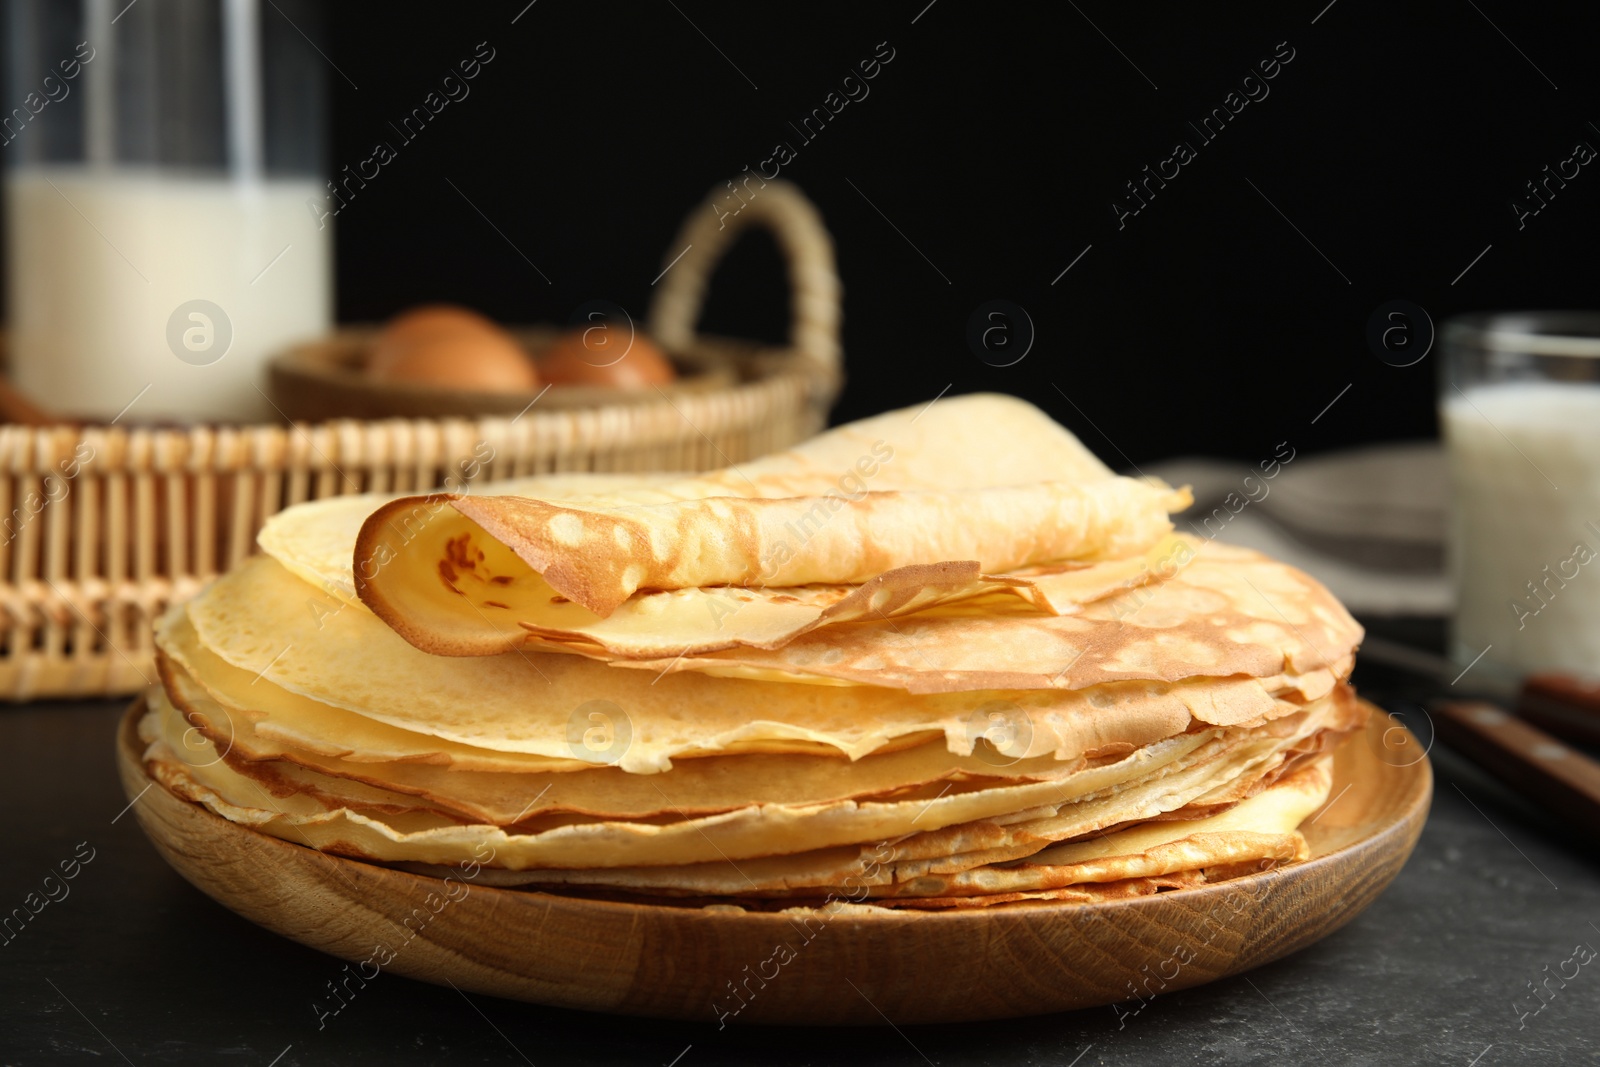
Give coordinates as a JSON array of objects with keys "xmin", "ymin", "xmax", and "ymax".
[
  {"xmin": 2, "ymin": 0, "xmax": 331, "ymax": 422},
  {"xmin": 1442, "ymin": 313, "xmax": 1600, "ymax": 681}
]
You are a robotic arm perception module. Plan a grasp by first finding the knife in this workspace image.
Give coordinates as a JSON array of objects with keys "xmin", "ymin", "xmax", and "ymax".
[
  {"xmin": 1359, "ymin": 636, "xmax": 1600, "ymax": 746},
  {"xmin": 1358, "ymin": 635, "xmax": 1600, "ymax": 838}
]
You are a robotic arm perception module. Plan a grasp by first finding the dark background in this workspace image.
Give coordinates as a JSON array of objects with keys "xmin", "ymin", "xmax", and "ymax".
[
  {"xmin": 8, "ymin": 0, "xmax": 1600, "ymax": 463},
  {"xmin": 322, "ymin": 0, "xmax": 1599, "ymax": 465}
]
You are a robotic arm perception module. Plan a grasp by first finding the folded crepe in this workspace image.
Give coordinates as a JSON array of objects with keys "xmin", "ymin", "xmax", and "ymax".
[
  {"xmin": 141, "ymin": 394, "xmax": 1367, "ymax": 909},
  {"xmin": 353, "ymin": 477, "xmax": 1191, "ymax": 655}
]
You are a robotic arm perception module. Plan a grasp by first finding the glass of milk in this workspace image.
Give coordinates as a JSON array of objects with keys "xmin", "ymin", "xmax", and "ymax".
[
  {"xmin": 1442, "ymin": 312, "xmax": 1600, "ymax": 681},
  {"xmin": 2, "ymin": 0, "xmax": 330, "ymax": 422}
]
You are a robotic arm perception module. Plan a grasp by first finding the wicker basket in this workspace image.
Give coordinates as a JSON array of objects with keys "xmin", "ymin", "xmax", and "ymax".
[{"xmin": 0, "ymin": 180, "xmax": 841, "ymax": 700}]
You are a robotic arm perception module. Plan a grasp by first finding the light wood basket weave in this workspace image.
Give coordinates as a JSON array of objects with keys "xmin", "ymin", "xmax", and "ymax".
[{"xmin": 0, "ymin": 180, "xmax": 841, "ymax": 700}]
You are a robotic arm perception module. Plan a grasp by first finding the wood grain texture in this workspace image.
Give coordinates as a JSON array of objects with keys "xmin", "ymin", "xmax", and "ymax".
[
  {"xmin": 1518, "ymin": 673, "xmax": 1600, "ymax": 748},
  {"xmin": 1434, "ymin": 699, "xmax": 1600, "ymax": 837},
  {"xmin": 117, "ymin": 698, "xmax": 1430, "ymax": 1026}
]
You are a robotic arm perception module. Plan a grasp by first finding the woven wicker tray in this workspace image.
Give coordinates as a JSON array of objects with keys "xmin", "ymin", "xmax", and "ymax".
[{"xmin": 0, "ymin": 181, "xmax": 840, "ymax": 699}]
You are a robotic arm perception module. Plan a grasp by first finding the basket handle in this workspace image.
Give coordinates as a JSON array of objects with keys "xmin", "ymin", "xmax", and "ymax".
[{"xmin": 648, "ymin": 180, "xmax": 841, "ymax": 373}]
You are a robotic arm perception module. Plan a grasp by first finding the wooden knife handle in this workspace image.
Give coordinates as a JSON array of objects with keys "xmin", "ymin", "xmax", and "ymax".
[
  {"xmin": 1433, "ymin": 700, "xmax": 1600, "ymax": 839},
  {"xmin": 1519, "ymin": 673, "xmax": 1600, "ymax": 747}
]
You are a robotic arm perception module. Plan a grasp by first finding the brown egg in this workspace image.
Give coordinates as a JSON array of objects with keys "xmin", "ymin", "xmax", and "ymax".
[
  {"xmin": 375, "ymin": 304, "xmax": 504, "ymax": 347},
  {"xmin": 538, "ymin": 327, "xmax": 677, "ymax": 388},
  {"xmin": 369, "ymin": 305, "xmax": 540, "ymax": 393}
]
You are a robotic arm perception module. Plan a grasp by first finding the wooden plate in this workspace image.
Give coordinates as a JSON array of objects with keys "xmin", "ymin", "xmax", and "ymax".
[{"xmin": 117, "ymin": 698, "xmax": 1430, "ymax": 1026}]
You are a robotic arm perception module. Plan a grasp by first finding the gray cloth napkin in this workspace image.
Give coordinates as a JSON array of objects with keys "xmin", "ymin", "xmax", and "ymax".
[{"xmin": 1144, "ymin": 442, "xmax": 1449, "ymax": 617}]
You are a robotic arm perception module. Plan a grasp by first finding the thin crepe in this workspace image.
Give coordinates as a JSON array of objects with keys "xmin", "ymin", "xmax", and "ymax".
[
  {"xmin": 383, "ymin": 693, "xmax": 1357, "ymax": 893},
  {"xmin": 262, "ymin": 395, "xmax": 1182, "ymax": 660},
  {"xmin": 158, "ymin": 650, "xmax": 1136, "ymax": 825},
  {"xmin": 258, "ymin": 472, "xmax": 686, "ymax": 605},
  {"xmin": 142, "ymin": 691, "xmax": 1277, "ymax": 869},
  {"xmin": 354, "ymin": 478, "xmax": 1189, "ymax": 655},
  {"xmin": 779, "ymin": 756, "xmax": 1331, "ymax": 908},
  {"xmin": 179, "ymin": 556, "xmax": 1333, "ymax": 773},
  {"xmin": 261, "ymin": 393, "xmax": 1118, "ymax": 610},
  {"xmin": 615, "ymin": 539, "xmax": 1363, "ymax": 693}
]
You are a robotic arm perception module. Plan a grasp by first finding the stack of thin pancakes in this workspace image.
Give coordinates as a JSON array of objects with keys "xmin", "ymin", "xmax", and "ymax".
[{"xmin": 139, "ymin": 395, "xmax": 1367, "ymax": 909}]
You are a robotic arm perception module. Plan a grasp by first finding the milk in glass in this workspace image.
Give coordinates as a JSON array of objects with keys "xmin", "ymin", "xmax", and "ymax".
[
  {"xmin": 1444, "ymin": 381, "xmax": 1600, "ymax": 677},
  {"xmin": 6, "ymin": 168, "xmax": 329, "ymax": 422},
  {"xmin": 2, "ymin": 0, "xmax": 328, "ymax": 422}
]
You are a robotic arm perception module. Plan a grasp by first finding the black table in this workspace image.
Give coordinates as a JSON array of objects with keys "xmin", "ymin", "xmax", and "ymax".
[{"xmin": 3, "ymin": 686, "xmax": 1597, "ymax": 1066}]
